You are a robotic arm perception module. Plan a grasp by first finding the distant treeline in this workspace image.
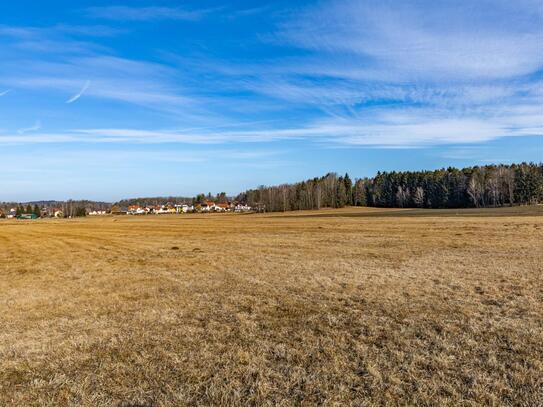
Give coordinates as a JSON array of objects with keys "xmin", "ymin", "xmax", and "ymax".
[
  {"xmin": 116, "ymin": 196, "xmax": 194, "ymax": 207},
  {"xmin": 0, "ymin": 200, "xmax": 110, "ymax": 216},
  {"xmin": 237, "ymin": 163, "xmax": 543, "ymax": 211},
  {"xmin": 3, "ymin": 163, "xmax": 542, "ymax": 214},
  {"xmin": 116, "ymin": 192, "xmax": 231, "ymax": 207}
]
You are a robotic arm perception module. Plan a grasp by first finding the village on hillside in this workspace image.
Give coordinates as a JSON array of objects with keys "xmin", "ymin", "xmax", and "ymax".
[
  {"xmin": 0, "ymin": 200, "xmax": 255, "ymax": 219},
  {"xmin": 111, "ymin": 201, "xmax": 253, "ymax": 216}
]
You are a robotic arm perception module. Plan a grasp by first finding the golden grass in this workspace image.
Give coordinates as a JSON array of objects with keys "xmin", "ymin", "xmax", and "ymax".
[{"xmin": 1, "ymin": 207, "xmax": 542, "ymax": 406}]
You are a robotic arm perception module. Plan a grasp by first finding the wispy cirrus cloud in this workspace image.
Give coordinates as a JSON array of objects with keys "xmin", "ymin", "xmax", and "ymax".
[
  {"xmin": 0, "ymin": 24, "xmax": 121, "ymax": 39},
  {"xmin": 277, "ymin": 0, "xmax": 543, "ymax": 81},
  {"xmin": 0, "ymin": 24, "xmax": 193, "ymax": 112},
  {"xmin": 4, "ymin": 1, "xmax": 543, "ymax": 152},
  {"xmin": 0, "ymin": 24, "xmax": 115, "ymax": 55},
  {"xmin": 66, "ymin": 80, "xmax": 90, "ymax": 103},
  {"xmin": 17, "ymin": 120, "xmax": 41, "ymax": 134},
  {"xmin": 85, "ymin": 6, "xmax": 214, "ymax": 22},
  {"xmin": 0, "ymin": 53, "xmax": 204, "ymax": 117},
  {"xmin": 3, "ymin": 99, "xmax": 543, "ymax": 147},
  {"xmin": 184, "ymin": 0, "xmax": 543, "ymax": 147}
]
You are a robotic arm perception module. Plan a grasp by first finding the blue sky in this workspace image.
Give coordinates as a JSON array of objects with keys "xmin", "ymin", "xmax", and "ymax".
[{"xmin": 2, "ymin": 0, "xmax": 543, "ymax": 201}]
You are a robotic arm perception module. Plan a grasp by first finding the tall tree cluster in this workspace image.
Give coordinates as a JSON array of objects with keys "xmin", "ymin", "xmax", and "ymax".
[
  {"xmin": 237, "ymin": 163, "xmax": 543, "ymax": 211},
  {"xmin": 237, "ymin": 173, "xmax": 364, "ymax": 211},
  {"xmin": 367, "ymin": 163, "xmax": 542, "ymax": 208}
]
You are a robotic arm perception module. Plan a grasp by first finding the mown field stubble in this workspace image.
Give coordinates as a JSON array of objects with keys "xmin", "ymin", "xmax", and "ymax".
[{"xmin": 1, "ymin": 207, "xmax": 542, "ymax": 406}]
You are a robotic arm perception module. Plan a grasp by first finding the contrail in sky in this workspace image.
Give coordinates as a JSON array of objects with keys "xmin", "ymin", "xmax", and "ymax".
[
  {"xmin": 0, "ymin": 89, "xmax": 11, "ymax": 96},
  {"xmin": 66, "ymin": 80, "xmax": 91, "ymax": 104},
  {"xmin": 18, "ymin": 120, "xmax": 42, "ymax": 134}
]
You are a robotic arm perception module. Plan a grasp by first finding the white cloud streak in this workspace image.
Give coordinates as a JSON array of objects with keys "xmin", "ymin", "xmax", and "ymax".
[
  {"xmin": 66, "ymin": 80, "xmax": 90, "ymax": 103},
  {"xmin": 17, "ymin": 120, "xmax": 42, "ymax": 134},
  {"xmin": 85, "ymin": 6, "xmax": 213, "ymax": 22}
]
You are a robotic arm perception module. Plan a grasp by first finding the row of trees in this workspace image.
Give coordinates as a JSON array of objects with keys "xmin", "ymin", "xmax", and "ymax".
[
  {"xmin": 117, "ymin": 196, "xmax": 193, "ymax": 208},
  {"xmin": 193, "ymin": 192, "xmax": 229, "ymax": 204},
  {"xmin": 0, "ymin": 201, "xmax": 96, "ymax": 218},
  {"xmin": 13, "ymin": 204, "xmax": 42, "ymax": 217},
  {"xmin": 117, "ymin": 192, "xmax": 231, "ymax": 208},
  {"xmin": 367, "ymin": 163, "xmax": 542, "ymax": 208},
  {"xmin": 237, "ymin": 163, "xmax": 543, "ymax": 211},
  {"xmin": 236, "ymin": 173, "xmax": 365, "ymax": 212}
]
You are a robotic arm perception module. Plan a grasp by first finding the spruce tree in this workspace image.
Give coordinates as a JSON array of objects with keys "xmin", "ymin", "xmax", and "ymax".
[{"xmin": 344, "ymin": 173, "xmax": 353, "ymax": 205}]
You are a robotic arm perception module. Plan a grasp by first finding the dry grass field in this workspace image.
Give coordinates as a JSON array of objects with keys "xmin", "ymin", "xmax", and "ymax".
[{"xmin": 1, "ymin": 207, "xmax": 542, "ymax": 406}]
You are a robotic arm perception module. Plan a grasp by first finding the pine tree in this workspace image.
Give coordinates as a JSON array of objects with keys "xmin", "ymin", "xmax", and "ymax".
[{"xmin": 343, "ymin": 173, "xmax": 353, "ymax": 205}]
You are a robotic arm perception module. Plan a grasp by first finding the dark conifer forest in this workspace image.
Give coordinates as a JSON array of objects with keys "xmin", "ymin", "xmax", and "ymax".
[{"xmin": 237, "ymin": 163, "xmax": 543, "ymax": 211}]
